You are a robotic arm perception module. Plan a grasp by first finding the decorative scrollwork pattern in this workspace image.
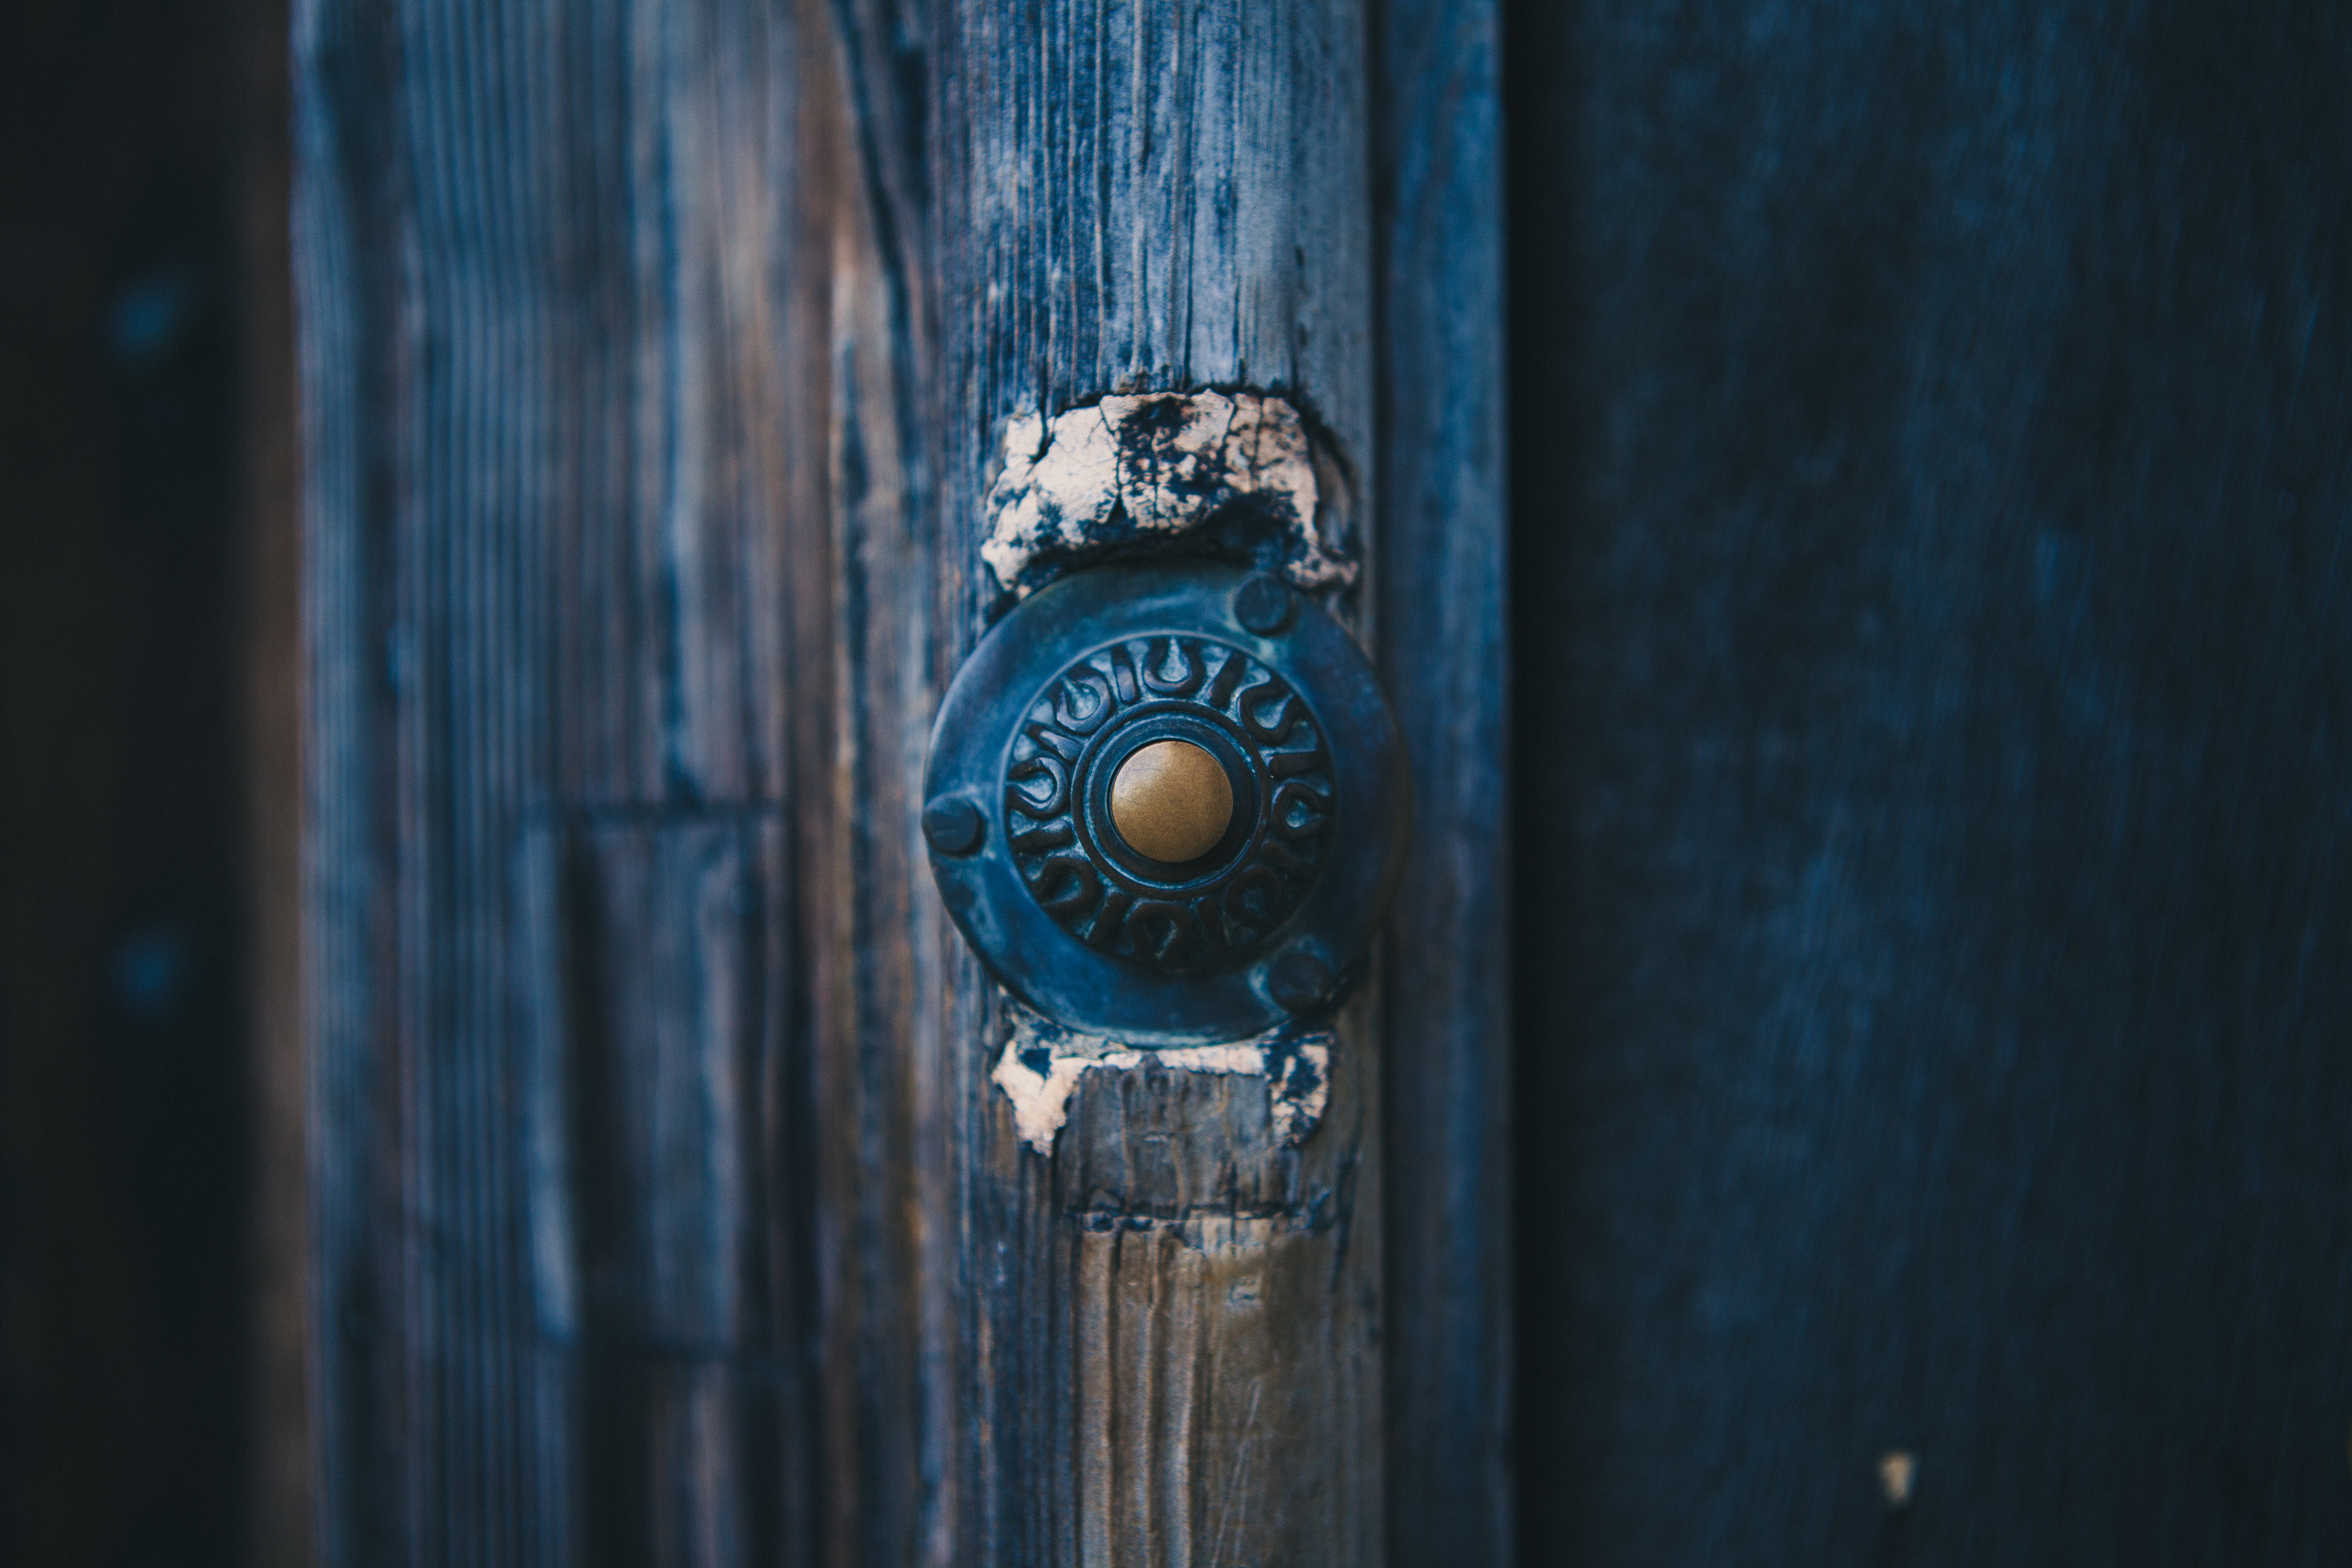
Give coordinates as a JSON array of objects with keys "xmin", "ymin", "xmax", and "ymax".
[{"xmin": 1003, "ymin": 635, "xmax": 1336, "ymax": 974}]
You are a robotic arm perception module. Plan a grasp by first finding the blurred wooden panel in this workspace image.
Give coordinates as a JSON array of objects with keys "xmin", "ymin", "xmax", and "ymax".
[
  {"xmin": 292, "ymin": 0, "xmax": 819, "ymax": 1558},
  {"xmin": 293, "ymin": 0, "xmax": 1516, "ymax": 1560},
  {"xmin": 1508, "ymin": 0, "xmax": 2352, "ymax": 1560}
]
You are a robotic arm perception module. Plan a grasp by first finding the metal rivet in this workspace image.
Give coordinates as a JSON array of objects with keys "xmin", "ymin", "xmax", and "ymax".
[
  {"xmin": 1233, "ymin": 573, "xmax": 1297, "ymax": 635},
  {"xmin": 1268, "ymin": 952, "xmax": 1331, "ymax": 1012},
  {"xmin": 1110, "ymin": 740, "xmax": 1234, "ymax": 862},
  {"xmin": 923, "ymin": 795, "xmax": 984, "ymax": 856}
]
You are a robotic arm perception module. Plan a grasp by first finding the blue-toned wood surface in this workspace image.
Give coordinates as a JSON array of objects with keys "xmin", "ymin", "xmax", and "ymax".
[
  {"xmin": 1371, "ymin": 1, "xmax": 1514, "ymax": 1565},
  {"xmin": 1510, "ymin": 0, "xmax": 2352, "ymax": 1559},
  {"xmin": 294, "ymin": 0, "xmax": 1412, "ymax": 1561}
]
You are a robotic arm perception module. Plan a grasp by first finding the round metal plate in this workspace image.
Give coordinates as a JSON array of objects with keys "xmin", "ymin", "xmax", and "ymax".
[{"xmin": 923, "ymin": 560, "xmax": 1411, "ymax": 1044}]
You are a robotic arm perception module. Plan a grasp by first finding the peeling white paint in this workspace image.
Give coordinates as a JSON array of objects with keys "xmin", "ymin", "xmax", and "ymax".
[
  {"xmin": 1262, "ymin": 1039, "xmax": 1331, "ymax": 1147},
  {"xmin": 981, "ymin": 391, "xmax": 1356, "ymax": 596},
  {"xmin": 991, "ymin": 1047, "xmax": 1101, "ymax": 1151},
  {"xmin": 991, "ymin": 1008, "xmax": 1333, "ymax": 1155}
]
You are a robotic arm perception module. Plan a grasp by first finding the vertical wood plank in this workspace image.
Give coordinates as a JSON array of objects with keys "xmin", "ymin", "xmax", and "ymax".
[
  {"xmin": 1368, "ymin": 1, "xmax": 1514, "ymax": 1564},
  {"xmin": 789, "ymin": 5, "xmax": 939, "ymax": 1563},
  {"xmin": 293, "ymin": 0, "xmax": 822, "ymax": 1559},
  {"xmin": 918, "ymin": 7, "xmax": 1387, "ymax": 1562},
  {"xmin": 812, "ymin": 0, "xmax": 1392, "ymax": 1558}
]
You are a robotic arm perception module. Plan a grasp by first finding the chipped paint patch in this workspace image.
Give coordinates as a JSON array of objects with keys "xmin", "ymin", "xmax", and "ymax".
[
  {"xmin": 992, "ymin": 1006, "xmax": 1333, "ymax": 1155},
  {"xmin": 982, "ymin": 392, "xmax": 1357, "ymax": 598}
]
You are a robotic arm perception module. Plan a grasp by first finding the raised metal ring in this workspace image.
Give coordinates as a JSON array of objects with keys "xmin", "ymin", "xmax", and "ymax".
[{"xmin": 923, "ymin": 560, "xmax": 1409, "ymax": 1044}]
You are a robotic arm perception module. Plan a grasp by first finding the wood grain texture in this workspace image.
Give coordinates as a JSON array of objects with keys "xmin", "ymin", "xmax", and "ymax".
[
  {"xmin": 916, "ymin": 3, "xmax": 1386, "ymax": 1562},
  {"xmin": 1508, "ymin": 0, "xmax": 2352, "ymax": 1560},
  {"xmin": 790, "ymin": 7, "xmax": 940, "ymax": 1560},
  {"xmin": 933, "ymin": 0, "xmax": 1375, "ymax": 472},
  {"xmin": 1368, "ymin": 2, "xmax": 1514, "ymax": 1565},
  {"xmin": 296, "ymin": 0, "xmax": 1399, "ymax": 1561},
  {"xmin": 293, "ymin": 1, "xmax": 819, "ymax": 1560}
]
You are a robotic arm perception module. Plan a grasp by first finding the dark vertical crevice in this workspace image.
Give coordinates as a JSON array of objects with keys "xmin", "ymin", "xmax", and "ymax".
[
  {"xmin": 559, "ymin": 827, "xmax": 655, "ymax": 1568},
  {"xmin": 1499, "ymin": 0, "xmax": 1582, "ymax": 1557}
]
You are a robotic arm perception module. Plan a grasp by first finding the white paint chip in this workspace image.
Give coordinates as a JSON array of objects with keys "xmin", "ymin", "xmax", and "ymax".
[
  {"xmin": 981, "ymin": 392, "xmax": 1356, "ymax": 596},
  {"xmin": 991, "ymin": 1007, "xmax": 1332, "ymax": 1155}
]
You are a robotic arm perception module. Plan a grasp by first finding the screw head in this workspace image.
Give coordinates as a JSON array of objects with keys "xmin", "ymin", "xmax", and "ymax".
[
  {"xmin": 1268, "ymin": 952, "xmax": 1331, "ymax": 1012},
  {"xmin": 1233, "ymin": 573, "xmax": 1297, "ymax": 635},
  {"xmin": 922, "ymin": 795, "xmax": 984, "ymax": 856}
]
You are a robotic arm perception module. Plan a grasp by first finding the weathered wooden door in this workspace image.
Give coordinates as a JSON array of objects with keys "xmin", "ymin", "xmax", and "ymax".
[{"xmin": 292, "ymin": 1, "xmax": 1507, "ymax": 1564}]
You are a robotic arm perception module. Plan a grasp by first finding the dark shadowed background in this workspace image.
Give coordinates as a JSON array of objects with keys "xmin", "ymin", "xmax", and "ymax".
[
  {"xmin": 1, "ymin": 1, "xmax": 273, "ymax": 1565},
  {"xmin": 3, "ymin": 0, "xmax": 2347, "ymax": 1564}
]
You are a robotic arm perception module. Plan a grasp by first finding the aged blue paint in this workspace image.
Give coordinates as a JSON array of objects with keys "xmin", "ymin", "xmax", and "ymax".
[{"xmin": 1511, "ymin": 0, "xmax": 2352, "ymax": 1560}]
